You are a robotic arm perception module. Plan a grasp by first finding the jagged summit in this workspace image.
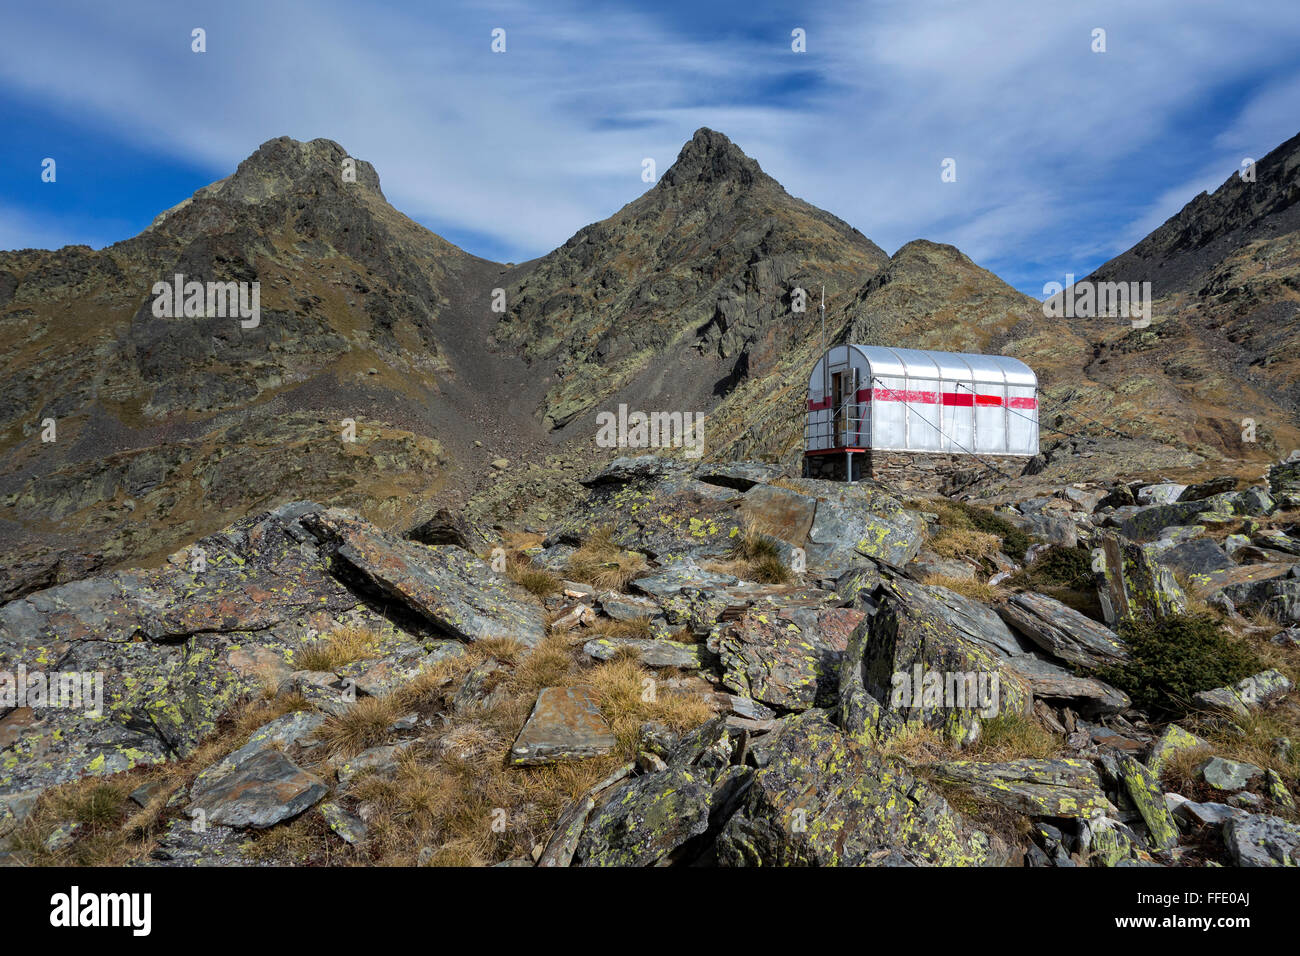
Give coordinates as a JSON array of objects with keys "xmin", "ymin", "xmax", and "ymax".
[
  {"xmin": 1090, "ymin": 129, "xmax": 1300, "ymax": 294},
  {"xmin": 660, "ymin": 127, "xmax": 766, "ymax": 189},
  {"xmin": 212, "ymin": 136, "xmax": 386, "ymax": 203},
  {"xmin": 148, "ymin": 136, "xmax": 386, "ymax": 233}
]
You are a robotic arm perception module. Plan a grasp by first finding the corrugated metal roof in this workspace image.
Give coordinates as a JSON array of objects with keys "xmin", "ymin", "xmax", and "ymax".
[{"xmin": 848, "ymin": 345, "xmax": 1037, "ymax": 387}]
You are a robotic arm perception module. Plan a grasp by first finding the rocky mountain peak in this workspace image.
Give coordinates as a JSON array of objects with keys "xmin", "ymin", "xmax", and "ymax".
[
  {"xmin": 213, "ymin": 136, "xmax": 385, "ymax": 203},
  {"xmin": 659, "ymin": 127, "xmax": 766, "ymax": 190}
]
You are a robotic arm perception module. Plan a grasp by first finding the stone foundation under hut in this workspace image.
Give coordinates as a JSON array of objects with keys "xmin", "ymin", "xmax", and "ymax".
[{"xmin": 804, "ymin": 450, "xmax": 1032, "ymax": 494}]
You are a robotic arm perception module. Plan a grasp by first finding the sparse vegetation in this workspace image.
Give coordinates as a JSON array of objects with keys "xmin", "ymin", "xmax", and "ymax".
[
  {"xmin": 566, "ymin": 527, "xmax": 648, "ymax": 591},
  {"xmin": 913, "ymin": 498, "xmax": 1031, "ymax": 561},
  {"xmin": 296, "ymin": 625, "xmax": 381, "ymax": 672},
  {"xmin": 920, "ymin": 573, "xmax": 1003, "ymax": 604},
  {"xmin": 505, "ymin": 553, "xmax": 562, "ymax": 598},
  {"xmin": 965, "ymin": 712, "xmax": 1063, "ymax": 761},
  {"xmin": 1098, "ymin": 612, "xmax": 1265, "ymax": 717},
  {"xmin": 726, "ymin": 522, "xmax": 793, "ymax": 583}
]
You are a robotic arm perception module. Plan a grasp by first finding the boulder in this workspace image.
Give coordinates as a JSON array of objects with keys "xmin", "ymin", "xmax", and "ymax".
[
  {"xmin": 509, "ymin": 687, "xmax": 617, "ymax": 766},
  {"xmin": 715, "ymin": 710, "xmax": 999, "ymax": 865},
  {"xmin": 1094, "ymin": 531, "xmax": 1188, "ymax": 626},
  {"xmin": 929, "ymin": 758, "xmax": 1115, "ymax": 818},
  {"xmin": 997, "ymin": 591, "xmax": 1128, "ymax": 671},
  {"xmin": 1145, "ymin": 723, "xmax": 1208, "ymax": 776},
  {"xmin": 187, "ymin": 748, "xmax": 327, "ymax": 829},
  {"xmin": 572, "ymin": 767, "xmax": 717, "ymax": 866},
  {"xmin": 1117, "ymin": 755, "xmax": 1179, "ymax": 850},
  {"xmin": 769, "ymin": 478, "xmax": 923, "ymax": 571},
  {"xmin": 1176, "ymin": 476, "xmax": 1237, "ymax": 502},
  {"xmin": 1220, "ymin": 574, "xmax": 1300, "ymax": 626},
  {"xmin": 303, "ymin": 508, "xmax": 547, "ymax": 647},
  {"xmin": 1222, "ymin": 813, "xmax": 1300, "ymax": 866},
  {"xmin": 716, "ymin": 606, "xmax": 864, "ymax": 711},
  {"xmin": 1155, "ymin": 538, "xmax": 1234, "ymax": 579},
  {"xmin": 1137, "ymin": 483, "xmax": 1187, "ymax": 505},
  {"xmin": 1197, "ymin": 757, "xmax": 1264, "ymax": 791},
  {"xmin": 553, "ymin": 458, "xmax": 743, "ymax": 562},
  {"xmin": 582, "ymin": 637, "xmax": 706, "ymax": 670},
  {"xmin": 1191, "ymin": 670, "xmax": 1293, "ymax": 718},
  {"xmin": 858, "ymin": 579, "xmax": 1032, "ymax": 744}
]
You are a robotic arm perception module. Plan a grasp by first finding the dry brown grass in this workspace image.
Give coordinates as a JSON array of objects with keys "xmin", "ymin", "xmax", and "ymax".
[
  {"xmin": 921, "ymin": 573, "xmax": 1004, "ymax": 604},
  {"xmin": 505, "ymin": 553, "xmax": 562, "ymax": 599},
  {"xmin": 337, "ymin": 643, "xmax": 716, "ymax": 866},
  {"xmin": 316, "ymin": 696, "xmax": 408, "ymax": 758},
  {"xmin": 565, "ymin": 528, "xmax": 648, "ymax": 592},
  {"xmin": 963, "ymin": 712, "xmax": 1064, "ymax": 761},
  {"xmin": 9, "ymin": 692, "xmax": 313, "ymax": 866},
  {"xmin": 876, "ymin": 722, "xmax": 952, "ymax": 764},
  {"xmin": 10, "ymin": 618, "xmax": 724, "ymax": 869},
  {"xmin": 296, "ymin": 625, "xmax": 382, "ymax": 673},
  {"xmin": 928, "ymin": 527, "xmax": 1004, "ymax": 561}
]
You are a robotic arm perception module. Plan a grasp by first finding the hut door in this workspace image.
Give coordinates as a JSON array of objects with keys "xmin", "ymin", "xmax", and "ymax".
[{"xmin": 832, "ymin": 368, "xmax": 855, "ymax": 446}]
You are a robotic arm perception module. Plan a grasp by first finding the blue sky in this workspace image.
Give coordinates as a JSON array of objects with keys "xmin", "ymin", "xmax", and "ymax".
[{"xmin": 2, "ymin": 0, "xmax": 1298, "ymax": 296}]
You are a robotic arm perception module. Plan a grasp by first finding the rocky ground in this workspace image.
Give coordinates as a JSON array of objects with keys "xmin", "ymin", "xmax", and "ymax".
[{"xmin": 2, "ymin": 452, "xmax": 1298, "ymax": 867}]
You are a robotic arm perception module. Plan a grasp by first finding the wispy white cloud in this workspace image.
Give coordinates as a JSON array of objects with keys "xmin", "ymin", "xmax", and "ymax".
[{"xmin": 0, "ymin": 0, "xmax": 1297, "ymax": 293}]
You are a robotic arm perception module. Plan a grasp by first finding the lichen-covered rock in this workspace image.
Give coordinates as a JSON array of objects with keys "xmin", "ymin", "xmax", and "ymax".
[
  {"xmin": 1094, "ymin": 531, "xmax": 1188, "ymax": 626},
  {"xmin": 717, "ymin": 606, "xmax": 864, "ymax": 711},
  {"xmin": 1117, "ymin": 500, "xmax": 1213, "ymax": 542},
  {"xmin": 509, "ymin": 687, "xmax": 617, "ymax": 766},
  {"xmin": 1222, "ymin": 813, "xmax": 1300, "ymax": 866},
  {"xmin": 1080, "ymin": 816, "xmax": 1141, "ymax": 866},
  {"xmin": 997, "ymin": 591, "xmax": 1128, "ymax": 671},
  {"xmin": 597, "ymin": 593, "xmax": 662, "ymax": 621},
  {"xmin": 582, "ymin": 637, "xmax": 706, "ymax": 669},
  {"xmin": 1000, "ymin": 654, "xmax": 1130, "ymax": 716},
  {"xmin": 1197, "ymin": 757, "xmax": 1264, "ymax": 791},
  {"xmin": 573, "ymin": 767, "xmax": 716, "ymax": 866},
  {"xmin": 716, "ymin": 710, "xmax": 999, "ymax": 866},
  {"xmin": 1145, "ymin": 723, "xmax": 1208, "ymax": 776},
  {"xmin": 1192, "ymin": 669, "xmax": 1294, "ymax": 718},
  {"xmin": 303, "ymin": 508, "xmax": 546, "ymax": 646},
  {"xmin": 631, "ymin": 564, "xmax": 738, "ymax": 600},
  {"xmin": 187, "ymin": 748, "xmax": 327, "ymax": 829},
  {"xmin": 796, "ymin": 480, "xmax": 925, "ymax": 572},
  {"xmin": 1117, "ymin": 755, "xmax": 1179, "ymax": 850},
  {"xmin": 1219, "ymin": 576, "xmax": 1300, "ymax": 626},
  {"xmin": 929, "ymin": 758, "xmax": 1115, "ymax": 818},
  {"xmin": 319, "ymin": 801, "xmax": 367, "ymax": 845},
  {"xmin": 1265, "ymin": 769, "xmax": 1295, "ymax": 811},
  {"xmin": 1155, "ymin": 538, "xmax": 1234, "ymax": 578},
  {"xmin": 858, "ymin": 579, "xmax": 1032, "ymax": 744},
  {"xmin": 191, "ymin": 710, "xmax": 324, "ymax": 798},
  {"xmin": 548, "ymin": 458, "xmax": 743, "ymax": 562}
]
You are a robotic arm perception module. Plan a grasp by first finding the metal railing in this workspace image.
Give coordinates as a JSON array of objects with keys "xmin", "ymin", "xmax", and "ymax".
[{"xmin": 804, "ymin": 394, "xmax": 866, "ymax": 450}]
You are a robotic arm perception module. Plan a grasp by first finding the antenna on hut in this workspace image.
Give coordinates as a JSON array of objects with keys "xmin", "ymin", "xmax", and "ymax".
[{"xmin": 820, "ymin": 284, "xmax": 827, "ymax": 424}]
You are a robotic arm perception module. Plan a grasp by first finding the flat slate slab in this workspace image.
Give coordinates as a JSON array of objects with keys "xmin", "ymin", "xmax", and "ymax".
[
  {"xmin": 509, "ymin": 687, "xmax": 617, "ymax": 766},
  {"xmin": 187, "ymin": 748, "xmax": 327, "ymax": 829},
  {"xmin": 930, "ymin": 758, "xmax": 1116, "ymax": 818},
  {"xmin": 583, "ymin": 637, "xmax": 705, "ymax": 669},
  {"xmin": 997, "ymin": 591, "xmax": 1128, "ymax": 671},
  {"xmin": 304, "ymin": 509, "xmax": 546, "ymax": 647}
]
